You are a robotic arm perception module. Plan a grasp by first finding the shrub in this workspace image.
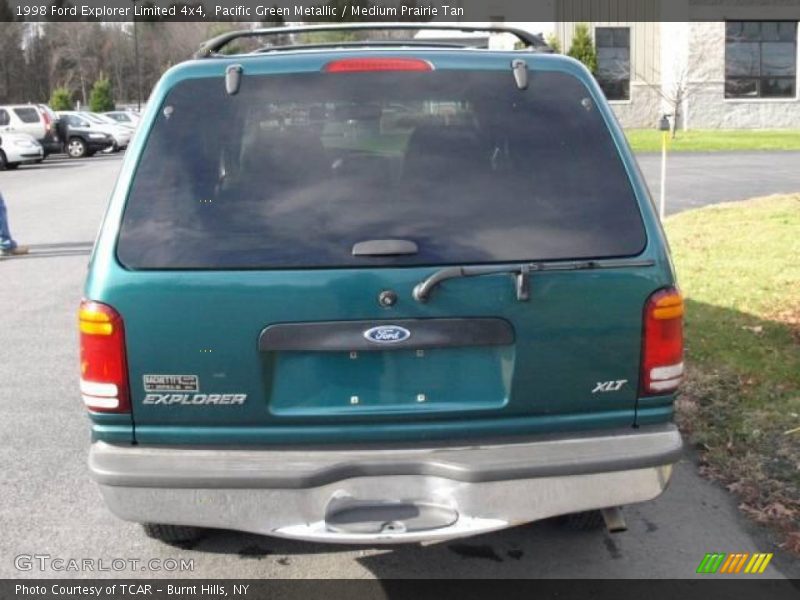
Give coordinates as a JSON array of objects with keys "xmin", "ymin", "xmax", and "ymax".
[
  {"xmin": 49, "ymin": 86, "xmax": 73, "ymax": 111},
  {"xmin": 89, "ymin": 75, "xmax": 115, "ymax": 112},
  {"xmin": 546, "ymin": 33, "xmax": 562, "ymax": 53},
  {"xmin": 567, "ymin": 24, "xmax": 597, "ymax": 73}
]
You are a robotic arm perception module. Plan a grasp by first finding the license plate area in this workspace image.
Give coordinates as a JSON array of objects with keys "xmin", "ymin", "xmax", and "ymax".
[{"xmin": 267, "ymin": 346, "xmax": 513, "ymax": 417}]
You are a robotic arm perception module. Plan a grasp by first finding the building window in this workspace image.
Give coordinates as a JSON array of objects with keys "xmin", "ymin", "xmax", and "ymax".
[
  {"xmin": 725, "ymin": 21, "xmax": 797, "ymax": 98},
  {"xmin": 595, "ymin": 27, "xmax": 631, "ymax": 101}
]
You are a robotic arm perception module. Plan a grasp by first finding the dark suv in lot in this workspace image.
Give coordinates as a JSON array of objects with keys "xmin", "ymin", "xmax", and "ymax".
[
  {"xmin": 57, "ymin": 113, "xmax": 114, "ymax": 157},
  {"xmin": 81, "ymin": 24, "xmax": 683, "ymax": 545}
]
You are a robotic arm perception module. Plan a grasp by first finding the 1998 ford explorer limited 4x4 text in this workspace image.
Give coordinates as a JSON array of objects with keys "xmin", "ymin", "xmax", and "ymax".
[{"xmin": 81, "ymin": 24, "xmax": 684, "ymax": 544}]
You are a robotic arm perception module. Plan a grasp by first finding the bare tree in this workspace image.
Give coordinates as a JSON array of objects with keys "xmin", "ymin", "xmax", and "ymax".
[
  {"xmin": 635, "ymin": 63, "xmax": 689, "ymax": 138},
  {"xmin": 0, "ymin": 21, "xmax": 25, "ymax": 103},
  {"xmin": 48, "ymin": 23, "xmax": 104, "ymax": 106}
]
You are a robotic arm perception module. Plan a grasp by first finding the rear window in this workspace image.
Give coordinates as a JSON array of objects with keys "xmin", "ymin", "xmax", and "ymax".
[
  {"xmin": 13, "ymin": 107, "xmax": 41, "ymax": 123},
  {"xmin": 118, "ymin": 67, "xmax": 645, "ymax": 269}
]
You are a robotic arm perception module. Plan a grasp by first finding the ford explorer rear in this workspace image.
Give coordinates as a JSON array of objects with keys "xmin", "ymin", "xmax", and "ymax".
[{"xmin": 82, "ymin": 24, "xmax": 683, "ymax": 544}]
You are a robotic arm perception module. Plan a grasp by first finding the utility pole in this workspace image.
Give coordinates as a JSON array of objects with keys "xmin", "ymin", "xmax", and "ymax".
[{"xmin": 131, "ymin": 2, "xmax": 142, "ymax": 111}]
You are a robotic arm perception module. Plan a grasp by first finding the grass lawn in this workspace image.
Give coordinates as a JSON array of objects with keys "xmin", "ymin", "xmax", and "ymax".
[
  {"xmin": 665, "ymin": 194, "xmax": 800, "ymax": 551},
  {"xmin": 625, "ymin": 129, "xmax": 800, "ymax": 153}
]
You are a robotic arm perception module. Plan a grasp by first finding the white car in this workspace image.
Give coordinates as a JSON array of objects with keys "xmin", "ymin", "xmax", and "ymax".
[
  {"xmin": 0, "ymin": 104, "xmax": 62, "ymax": 157},
  {"xmin": 57, "ymin": 111, "xmax": 132, "ymax": 152},
  {"xmin": 0, "ymin": 131, "xmax": 43, "ymax": 170},
  {"xmin": 83, "ymin": 112, "xmax": 133, "ymax": 150},
  {"xmin": 104, "ymin": 110, "xmax": 141, "ymax": 130},
  {"xmin": 0, "ymin": 105, "xmax": 46, "ymax": 140}
]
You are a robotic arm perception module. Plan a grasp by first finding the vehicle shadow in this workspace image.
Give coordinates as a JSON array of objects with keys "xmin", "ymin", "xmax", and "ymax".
[
  {"xmin": 1, "ymin": 241, "xmax": 93, "ymax": 260},
  {"xmin": 14, "ymin": 161, "xmax": 86, "ymax": 171},
  {"xmin": 11, "ymin": 153, "xmax": 124, "ymax": 172},
  {"xmin": 159, "ymin": 507, "xmax": 658, "ymax": 579},
  {"xmin": 176, "ymin": 517, "xmax": 586, "ymax": 578}
]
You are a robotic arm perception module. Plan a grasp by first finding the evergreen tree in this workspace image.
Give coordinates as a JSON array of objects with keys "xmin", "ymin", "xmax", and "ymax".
[
  {"xmin": 89, "ymin": 75, "xmax": 114, "ymax": 112},
  {"xmin": 49, "ymin": 86, "xmax": 73, "ymax": 111},
  {"xmin": 546, "ymin": 33, "xmax": 562, "ymax": 53},
  {"xmin": 567, "ymin": 24, "xmax": 597, "ymax": 73}
]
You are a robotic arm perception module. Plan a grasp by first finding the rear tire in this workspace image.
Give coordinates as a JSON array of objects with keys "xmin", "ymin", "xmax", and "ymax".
[
  {"xmin": 0, "ymin": 150, "xmax": 7, "ymax": 170},
  {"xmin": 142, "ymin": 523, "xmax": 207, "ymax": 544},
  {"xmin": 67, "ymin": 137, "xmax": 87, "ymax": 158},
  {"xmin": 558, "ymin": 510, "xmax": 604, "ymax": 531}
]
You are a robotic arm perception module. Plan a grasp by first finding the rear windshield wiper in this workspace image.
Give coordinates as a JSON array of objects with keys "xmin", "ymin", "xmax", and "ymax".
[{"xmin": 412, "ymin": 259, "xmax": 656, "ymax": 303}]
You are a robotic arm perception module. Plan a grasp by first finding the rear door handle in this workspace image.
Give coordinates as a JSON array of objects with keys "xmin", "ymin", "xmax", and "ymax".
[{"xmin": 352, "ymin": 239, "xmax": 418, "ymax": 256}]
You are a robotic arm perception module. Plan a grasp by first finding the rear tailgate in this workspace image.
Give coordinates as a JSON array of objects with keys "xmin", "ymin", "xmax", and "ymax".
[
  {"xmin": 92, "ymin": 52, "xmax": 670, "ymax": 445},
  {"xmin": 106, "ymin": 267, "xmax": 657, "ymax": 445}
]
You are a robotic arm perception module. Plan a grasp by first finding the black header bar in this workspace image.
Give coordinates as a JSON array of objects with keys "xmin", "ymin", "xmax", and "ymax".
[{"xmin": 3, "ymin": 0, "xmax": 800, "ymax": 23}]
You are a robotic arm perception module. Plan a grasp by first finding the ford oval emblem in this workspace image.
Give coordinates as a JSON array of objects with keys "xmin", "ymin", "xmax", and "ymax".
[{"xmin": 363, "ymin": 325, "xmax": 411, "ymax": 344}]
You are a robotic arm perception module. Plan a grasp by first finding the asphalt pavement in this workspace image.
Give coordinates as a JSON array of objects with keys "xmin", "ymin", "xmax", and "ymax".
[
  {"xmin": 637, "ymin": 150, "xmax": 800, "ymax": 215},
  {"xmin": 1, "ymin": 152, "xmax": 799, "ymax": 579}
]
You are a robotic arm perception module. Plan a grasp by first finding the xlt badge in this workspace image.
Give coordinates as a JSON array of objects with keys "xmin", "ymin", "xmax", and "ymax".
[{"xmin": 592, "ymin": 380, "xmax": 628, "ymax": 393}]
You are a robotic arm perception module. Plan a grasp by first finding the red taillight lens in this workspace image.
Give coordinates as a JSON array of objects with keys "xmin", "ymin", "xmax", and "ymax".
[
  {"xmin": 323, "ymin": 58, "xmax": 433, "ymax": 73},
  {"xmin": 641, "ymin": 287, "xmax": 684, "ymax": 395},
  {"xmin": 79, "ymin": 300, "xmax": 130, "ymax": 413}
]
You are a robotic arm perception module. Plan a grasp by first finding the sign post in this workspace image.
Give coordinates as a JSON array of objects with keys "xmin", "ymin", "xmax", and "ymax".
[{"xmin": 658, "ymin": 115, "xmax": 670, "ymax": 220}]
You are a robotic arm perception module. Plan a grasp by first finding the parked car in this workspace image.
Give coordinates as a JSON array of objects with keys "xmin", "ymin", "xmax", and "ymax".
[
  {"xmin": 83, "ymin": 112, "xmax": 133, "ymax": 150},
  {"xmin": 35, "ymin": 104, "xmax": 64, "ymax": 156},
  {"xmin": 82, "ymin": 24, "xmax": 683, "ymax": 545},
  {"xmin": 57, "ymin": 111, "xmax": 131, "ymax": 152},
  {"xmin": 0, "ymin": 131, "xmax": 43, "ymax": 170},
  {"xmin": 0, "ymin": 104, "xmax": 61, "ymax": 157},
  {"xmin": 104, "ymin": 110, "xmax": 141, "ymax": 129},
  {"xmin": 93, "ymin": 112, "xmax": 138, "ymax": 147},
  {"xmin": 56, "ymin": 113, "xmax": 114, "ymax": 158}
]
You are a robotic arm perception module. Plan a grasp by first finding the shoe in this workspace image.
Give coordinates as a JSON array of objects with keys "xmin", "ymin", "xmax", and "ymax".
[{"xmin": 0, "ymin": 245, "xmax": 29, "ymax": 256}]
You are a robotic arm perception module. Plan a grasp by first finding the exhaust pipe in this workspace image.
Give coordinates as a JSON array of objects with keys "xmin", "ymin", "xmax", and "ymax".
[{"xmin": 601, "ymin": 507, "xmax": 627, "ymax": 533}]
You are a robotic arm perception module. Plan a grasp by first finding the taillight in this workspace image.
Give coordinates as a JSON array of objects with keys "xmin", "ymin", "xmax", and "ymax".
[
  {"xmin": 41, "ymin": 110, "xmax": 51, "ymax": 132},
  {"xmin": 323, "ymin": 58, "xmax": 433, "ymax": 73},
  {"xmin": 641, "ymin": 287, "xmax": 684, "ymax": 395},
  {"xmin": 79, "ymin": 300, "xmax": 130, "ymax": 413}
]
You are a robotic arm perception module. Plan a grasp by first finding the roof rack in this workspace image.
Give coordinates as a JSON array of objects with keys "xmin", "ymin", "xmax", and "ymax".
[
  {"xmin": 254, "ymin": 40, "xmax": 491, "ymax": 53},
  {"xmin": 194, "ymin": 23, "xmax": 551, "ymax": 59}
]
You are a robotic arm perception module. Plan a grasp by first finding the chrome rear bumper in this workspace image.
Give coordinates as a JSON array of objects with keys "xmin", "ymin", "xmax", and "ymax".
[{"xmin": 90, "ymin": 424, "xmax": 682, "ymax": 543}]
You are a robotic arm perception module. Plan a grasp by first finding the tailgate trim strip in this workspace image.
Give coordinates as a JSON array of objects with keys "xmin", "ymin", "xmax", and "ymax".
[{"xmin": 258, "ymin": 318, "xmax": 514, "ymax": 352}]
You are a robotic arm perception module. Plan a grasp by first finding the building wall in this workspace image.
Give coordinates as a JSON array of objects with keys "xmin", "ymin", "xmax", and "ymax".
[
  {"xmin": 554, "ymin": 17, "xmax": 663, "ymax": 128},
  {"xmin": 683, "ymin": 22, "xmax": 800, "ymax": 129},
  {"xmin": 605, "ymin": 83, "xmax": 663, "ymax": 128},
  {"xmin": 554, "ymin": 19, "xmax": 661, "ymax": 86}
]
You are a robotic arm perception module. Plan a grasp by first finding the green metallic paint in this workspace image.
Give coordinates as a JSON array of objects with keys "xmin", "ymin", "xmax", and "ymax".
[{"xmin": 86, "ymin": 50, "xmax": 677, "ymax": 445}]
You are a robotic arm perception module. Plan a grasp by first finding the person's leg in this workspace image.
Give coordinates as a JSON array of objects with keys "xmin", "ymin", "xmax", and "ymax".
[
  {"xmin": 0, "ymin": 191, "xmax": 27, "ymax": 255},
  {"xmin": 0, "ymin": 191, "xmax": 17, "ymax": 251}
]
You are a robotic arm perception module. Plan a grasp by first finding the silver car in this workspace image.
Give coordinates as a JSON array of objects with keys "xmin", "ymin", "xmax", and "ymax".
[{"xmin": 0, "ymin": 131, "xmax": 43, "ymax": 170}]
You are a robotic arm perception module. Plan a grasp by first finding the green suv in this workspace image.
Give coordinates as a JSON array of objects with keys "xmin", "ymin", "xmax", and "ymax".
[{"xmin": 81, "ymin": 24, "xmax": 684, "ymax": 544}]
